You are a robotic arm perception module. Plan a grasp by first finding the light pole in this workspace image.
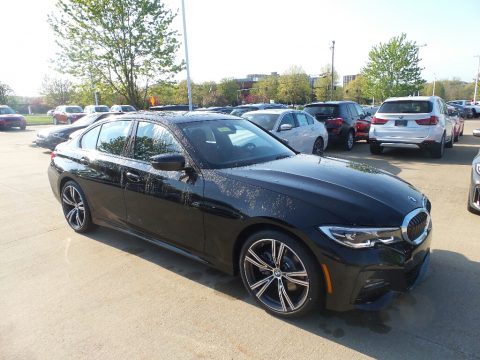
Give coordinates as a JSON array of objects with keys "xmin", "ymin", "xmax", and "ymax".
[
  {"xmin": 417, "ymin": 43, "xmax": 427, "ymax": 96},
  {"xmin": 432, "ymin": 73, "xmax": 436, "ymax": 96},
  {"xmin": 181, "ymin": 0, "xmax": 193, "ymax": 111},
  {"xmin": 474, "ymin": 55, "xmax": 480, "ymax": 103},
  {"xmin": 330, "ymin": 40, "xmax": 335, "ymax": 101}
]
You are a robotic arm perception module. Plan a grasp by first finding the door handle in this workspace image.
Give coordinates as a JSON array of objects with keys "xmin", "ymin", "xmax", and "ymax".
[
  {"xmin": 126, "ymin": 171, "xmax": 141, "ymax": 182},
  {"xmin": 80, "ymin": 157, "xmax": 90, "ymax": 165}
]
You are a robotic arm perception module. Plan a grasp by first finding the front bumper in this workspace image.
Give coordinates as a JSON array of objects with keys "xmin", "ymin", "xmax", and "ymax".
[
  {"xmin": 0, "ymin": 119, "xmax": 26, "ymax": 128},
  {"xmin": 307, "ymin": 226, "xmax": 432, "ymax": 312}
]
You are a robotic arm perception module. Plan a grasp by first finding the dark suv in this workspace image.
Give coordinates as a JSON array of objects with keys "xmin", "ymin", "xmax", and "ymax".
[{"xmin": 304, "ymin": 101, "xmax": 370, "ymax": 150}]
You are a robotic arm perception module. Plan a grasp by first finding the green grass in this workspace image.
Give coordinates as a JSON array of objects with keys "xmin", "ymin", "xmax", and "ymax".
[{"xmin": 24, "ymin": 115, "xmax": 53, "ymax": 125}]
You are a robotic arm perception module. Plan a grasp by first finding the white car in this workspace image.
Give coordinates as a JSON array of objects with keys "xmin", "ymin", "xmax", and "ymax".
[
  {"xmin": 369, "ymin": 96, "xmax": 454, "ymax": 158},
  {"xmin": 84, "ymin": 105, "xmax": 110, "ymax": 113},
  {"xmin": 242, "ymin": 109, "xmax": 328, "ymax": 155}
]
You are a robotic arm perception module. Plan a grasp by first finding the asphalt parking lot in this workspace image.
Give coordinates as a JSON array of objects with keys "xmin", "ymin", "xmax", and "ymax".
[{"xmin": 1, "ymin": 121, "xmax": 480, "ymax": 360}]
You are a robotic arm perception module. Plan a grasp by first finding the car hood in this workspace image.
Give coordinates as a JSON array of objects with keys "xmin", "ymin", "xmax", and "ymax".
[{"xmin": 219, "ymin": 154, "xmax": 426, "ymax": 226}]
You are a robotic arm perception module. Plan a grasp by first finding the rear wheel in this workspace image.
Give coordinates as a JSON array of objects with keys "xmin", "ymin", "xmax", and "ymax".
[
  {"xmin": 369, "ymin": 143, "xmax": 383, "ymax": 155},
  {"xmin": 239, "ymin": 230, "xmax": 322, "ymax": 318},
  {"xmin": 312, "ymin": 137, "xmax": 324, "ymax": 156},
  {"xmin": 431, "ymin": 134, "xmax": 445, "ymax": 158},
  {"xmin": 61, "ymin": 181, "xmax": 93, "ymax": 233},
  {"xmin": 343, "ymin": 130, "xmax": 354, "ymax": 151},
  {"xmin": 446, "ymin": 132, "xmax": 454, "ymax": 148},
  {"xmin": 454, "ymin": 132, "xmax": 459, "ymax": 142}
]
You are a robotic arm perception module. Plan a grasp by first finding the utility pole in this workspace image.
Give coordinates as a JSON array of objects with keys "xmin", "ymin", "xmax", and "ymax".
[
  {"xmin": 474, "ymin": 55, "xmax": 480, "ymax": 103},
  {"xmin": 330, "ymin": 40, "xmax": 335, "ymax": 101},
  {"xmin": 181, "ymin": 0, "xmax": 193, "ymax": 111},
  {"xmin": 432, "ymin": 73, "xmax": 436, "ymax": 96}
]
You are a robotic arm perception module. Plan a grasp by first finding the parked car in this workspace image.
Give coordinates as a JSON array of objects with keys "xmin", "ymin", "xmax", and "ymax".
[
  {"xmin": 110, "ymin": 104, "xmax": 137, "ymax": 113},
  {"xmin": 474, "ymin": 128, "xmax": 480, "ymax": 137},
  {"xmin": 35, "ymin": 112, "xmax": 119, "ymax": 150},
  {"xmin": 303, "ymin": 101, "xmax": 370, "ymax": 150},
  {"xmin": 195, "ymin": 106, "xmax": 233, "ymax": 114},
  {"xmin": 242, "ymin": 109, "xmax": 328, "ymax": 155},
  {"xmin": 449, "ymin": 100, "xmax": 480, "ymax": 118},
  {"xmin": 53, "ymin": 105, "xmax": 85, "ymax": 125},
  {"xmin": 48, "ymin": 112, "xmax": 432, "ymax": 317},
  {"xmin": 468, "ymin": 150, "xmax": 480, "ymax": 214},
  {"xmin": 447, "ymin": 101, "xmax": 474, "ymax": 119},
  {"xmin": 230, "ymin": 103, "xmax": 287, "ymax": 117},
  {"xmin": 447, "ymin": 106, "xmax": 465, "ymax": 142},
  {"xmin": 150, "ymin": 104, "xmax": 197, "ymax": 111},
  {"xmin": 0, "ymin": 105, "xmax": 26, "ymax": 130},
  {"xmin": 369, "ymin": 96, "xmax": 454, "ymax": 158},
  {"xmin": 84, "ymin": 105, "xmax": 110, "ymax": 113},
  {"xmin": 47, "ymin": 109, "xmax": 55, "ymax": 117}
]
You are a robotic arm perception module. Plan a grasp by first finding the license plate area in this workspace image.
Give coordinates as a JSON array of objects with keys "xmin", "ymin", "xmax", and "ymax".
[{"xmin": 395, "ymin": 120, "xmax": 407, "ymax": 127}]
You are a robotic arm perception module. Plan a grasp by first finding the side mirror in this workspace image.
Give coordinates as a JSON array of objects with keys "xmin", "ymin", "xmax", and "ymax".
[
  {"xmin": 279, "ymin": 123, "xmax": 293, "ymax": 132},
  {"xmin": 150, "ymin": 153, "xmax": 186, "ymax": 171}
]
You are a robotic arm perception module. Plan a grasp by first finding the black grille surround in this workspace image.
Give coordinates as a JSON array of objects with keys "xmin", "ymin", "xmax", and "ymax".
[{"xmin": 401, "ymin": 206, "xmax": 431, "ymax": 245}]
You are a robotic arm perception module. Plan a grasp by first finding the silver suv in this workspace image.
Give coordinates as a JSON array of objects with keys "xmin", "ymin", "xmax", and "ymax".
[{"xmin": 369, "ymin": 96, "xmax": 454, "ymax": 158}]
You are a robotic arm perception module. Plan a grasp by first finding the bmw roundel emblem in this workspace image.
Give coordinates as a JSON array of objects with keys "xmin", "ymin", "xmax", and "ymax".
[{"xmin": 408, "ymin": 196, "xmax": 417, "ymax": 203}]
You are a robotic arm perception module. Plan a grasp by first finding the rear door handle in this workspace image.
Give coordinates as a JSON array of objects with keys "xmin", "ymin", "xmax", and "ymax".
[{"xmin": 126, "ymin": 171, "xmax": 141, "ymax": 182}]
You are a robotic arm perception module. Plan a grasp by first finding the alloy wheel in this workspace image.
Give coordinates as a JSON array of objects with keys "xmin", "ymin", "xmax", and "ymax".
[
  {"xmin": 243, "ymin": 238, "xmax": 310, "ymax": 313},
  {"xmin": 62, "ymin": 185, "xmax": 86, "ymax": 230}
]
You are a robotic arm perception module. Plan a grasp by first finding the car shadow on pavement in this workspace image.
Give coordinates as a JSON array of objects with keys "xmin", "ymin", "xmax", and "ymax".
[{"xmin": 84, "ymin": 228, "xmax": 480, "ymax": 358}]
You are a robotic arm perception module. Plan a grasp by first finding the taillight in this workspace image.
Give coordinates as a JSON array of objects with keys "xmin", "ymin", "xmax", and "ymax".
[
  {"xmin": 416, "ymin": 116, "xmax": 438, "ymax": 125},
  {"xmin": 50, "ymin": 151, "xmax": 57, "ymax": 160},
  {"xmin": 372, "ymin": 117, "xmax": 388, "ymax": 125},
  {"xmin": 326, "ymin": 118, "xmax": 344, "ymax": 127}
]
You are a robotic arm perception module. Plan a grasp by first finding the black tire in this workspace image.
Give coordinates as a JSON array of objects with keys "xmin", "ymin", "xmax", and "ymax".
[
  {"xmin": 454, "ymin": 132, "xmax": 459, "ymax": 142},
  {"xmin": 446, "ymin": 132, "xmax": 454, "ymax": 148},
  {"xmin": 239, "ymin": 230, "xmax": 322, "ymax": 318},
  {"xmin": 343, "ymin": 130, "xmax": 354, "ymax": 151},
  {"xmin": 61, "ymin": 181, "xmax": 94, "ymax": 233},
  {"xmin": 431, "ymin": 134, "xmax": 445, "ymax": 158},
  {"xmin": 312, "ymin": 137, "xmax": 324, "ymax": 156},
  {"xmin": 369, "ymin": 143, "xmax": 382, "ymax": 155},
  {"xmin": 20, "ymin": 124, "xmax": 26, "ymax": 130}
]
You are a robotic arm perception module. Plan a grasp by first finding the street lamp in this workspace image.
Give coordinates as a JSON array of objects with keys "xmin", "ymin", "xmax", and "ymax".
[
  {"xmin": 474, "ymin": 55, "xmax": 480, "ymax": 104},
  {"xmin": 417, "ymin": 43, "xmax": 427, "ymax": 96}
]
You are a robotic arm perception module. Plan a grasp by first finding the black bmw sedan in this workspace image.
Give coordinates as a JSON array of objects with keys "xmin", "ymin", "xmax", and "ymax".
[{"xmin": 48, "ymin": 112, "xmax": 432, "ymax": 317}]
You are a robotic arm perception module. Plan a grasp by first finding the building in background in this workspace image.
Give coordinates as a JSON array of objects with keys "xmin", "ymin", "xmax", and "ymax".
[{"xmin": 343, "ymin": 74, "xmax": 358, "ymax": 88}]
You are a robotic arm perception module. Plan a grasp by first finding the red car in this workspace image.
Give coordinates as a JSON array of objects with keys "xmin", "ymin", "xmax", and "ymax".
[
  {"xmin": 0, "ymin": 105, "xmax": 26, "ymax": 130},
  {"xmin": 448, "ymin": 106, "xmax": 465, "ymax": 142},
  {"xmin": 53, "ymin": 105, "xmax": 85, "ymax": 125}
]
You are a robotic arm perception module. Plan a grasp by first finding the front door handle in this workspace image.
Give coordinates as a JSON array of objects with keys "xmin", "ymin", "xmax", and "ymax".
[{"xmin": 126, "ymin": 171, "xmax": 141, "ymax": 182}]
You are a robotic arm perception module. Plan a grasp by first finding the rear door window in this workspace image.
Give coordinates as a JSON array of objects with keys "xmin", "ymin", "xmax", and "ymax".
[
  {"xmin": 96, "ymin": 120, "xmax": 132, "ymax": 156},
  {"xmin": 81, "ymin": 125, "xmax": 101, "ymax": 150},
  {"xmin": 379, "ymin": 101, "xmax": 433, "ymax": 113},
  {"xmin": 295, "ymin": 113, "xmax": 310, "ymax": 127}
]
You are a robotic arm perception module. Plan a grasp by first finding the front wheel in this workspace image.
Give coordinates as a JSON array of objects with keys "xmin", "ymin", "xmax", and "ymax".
[
  {"xmin": 239, "ymin": 230, "xmax": 322, "ymax": 318},
  {"xmin": 312, "ymin": 137, "xmax": 324, "ymax": 156},
  {"xmin": 61, "ymin": 181, "xmax": 93, "ymax": 233}
]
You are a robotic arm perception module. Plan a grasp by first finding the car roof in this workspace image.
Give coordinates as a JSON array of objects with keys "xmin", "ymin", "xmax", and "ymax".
[
  {"xmin": 112, "ymin": 111, "xmax": 243, "ymax": 125},
  {"xmin": 305, "ymin": 101, "xmax": 353, "ymax": 106},
  {"xmin": 383, "ymin": 96, "xmax": 435, "ymax": 102},
  {"xmin": 242, "ymin": 109, "xmax": 297, "ymax": 115}
]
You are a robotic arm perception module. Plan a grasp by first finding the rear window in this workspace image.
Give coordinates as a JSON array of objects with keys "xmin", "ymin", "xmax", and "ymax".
[
  {"xmin": 303, "ymin": 105, "xmax": 339, "ymax": 119},
  {"xmin": 379, "ymin": 101, "xmax": 433, "ymax": 114},
  {"xmin": 66, "ymin": 106, "xmax": 83, "ymax": 113}
]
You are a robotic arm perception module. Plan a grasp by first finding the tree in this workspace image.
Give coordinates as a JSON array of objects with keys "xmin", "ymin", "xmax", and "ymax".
[
  {"xmin": 49, "ymin": 0, "xmax": 183, "ymax": 109},
  {"xmin": 277, "ymin": 66, "xmax": 311, "ymax": 105},
  {"xmin": 40, "ymin": 76, "xmax": 77, "ymax": 107},
  {"xmin": 251, "ymin": 75, "xmax": 279, "ymax": 103},
  {"xmin": 344, "ymin": 75, "xmax": 368, "ymax": 103},
  {"xmin": 217, "ymin": 78, "xmax": 239, "ymax": 105},
  {"xmin": 0, "ymin": 82, "xmax": 13, "ymax": 105},
  {"xmin": 362, "ymin": 34, "xmax": 425, "ymax": 101},
  {"xmin": 314, "ymin": 65, "xmax": 342, "ymax": 101}
]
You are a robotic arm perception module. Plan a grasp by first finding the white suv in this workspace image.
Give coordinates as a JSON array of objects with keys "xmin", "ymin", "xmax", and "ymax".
[
  {"xmin": 369, "ymin": 96, "xmax": 454, "ymax": 158},
  {"xmin": 84, "ymin": 105, "xmax": 110, "ymax": 113}
]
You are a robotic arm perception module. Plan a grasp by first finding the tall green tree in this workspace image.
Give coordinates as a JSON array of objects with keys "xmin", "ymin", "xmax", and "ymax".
[
  {"xmin": 277, "ymin": 66, "xmax": 311, "ymax": 105},
  {"xmin": 40, "ymin": 76, "xmax": 76, "ymax": 107},
  {"xmin": 49, "ymin": 0, "xmax": 183, "ymax": 109},
  {"xmin": 344, "ymin": 75, "xmax": 367, "ymax": 103},
  {"xmin": 362, "ymin": 34, "xmax": 425, "ymax": 101},
  {"xmin": 217, "ymin": 78, "xmax": 239, "ymax": 105},
  {"xmin": 251, "ymin": 75, "xmax": 279, "ymax": 103},
  {"xmin": 0, "ymin": 82, "xmax": 13, "ymax": 105}
]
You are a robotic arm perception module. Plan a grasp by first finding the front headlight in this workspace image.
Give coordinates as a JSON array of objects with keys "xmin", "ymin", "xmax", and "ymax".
[{"xmin": 319, "ymin": 226, "xmax": 402, "ymax": 249}]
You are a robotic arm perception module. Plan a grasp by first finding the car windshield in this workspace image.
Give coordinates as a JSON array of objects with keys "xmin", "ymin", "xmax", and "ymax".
[
  {"xmin": 66, "ymin": 106, "xmax": 83, "ymax": 113},
  {"xmin": 303, "ymin": 105, "xmax": 339, "ymax": 118},
  {"xmin": 243, "ymin": 113, "xmax": 280, "ymax": 131},
  {"xmin": 180, "ymin": 119, "xmax": 294, "ymax": 169},
  {"xmin": 121, "ymin": 105, "xmax": 136, "ymax": 112},
  {"xmin": 230, "ymin": 107, "xmax": 258, "ymax": 117},
  {"xmin": 0, "ymin": 106, "xmax": 15, "ymax": 115},
  {"xmin": 379, "ymin": 101, "xmax": 433, "ymax": 113},
  {"xmin": 73, "ymin": 113, "xmax": 103, "ymax": 126}
]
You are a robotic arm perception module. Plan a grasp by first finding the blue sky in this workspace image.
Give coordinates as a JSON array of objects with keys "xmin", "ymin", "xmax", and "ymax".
[{"xmin": 1, "ymin": 0, "xmax": 479, "ymax": 96}]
